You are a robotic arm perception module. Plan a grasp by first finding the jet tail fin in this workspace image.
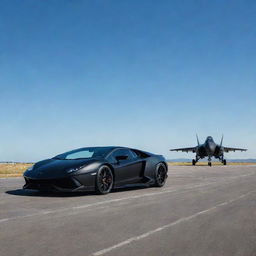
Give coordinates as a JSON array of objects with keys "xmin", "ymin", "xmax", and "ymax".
[
  {"xmin": 220, "ymin": 135, "xmax": 224, "ymax": 147},
  {"xmin": 196, "ymin": 134, "xmax": 200, "ymax": 146}
]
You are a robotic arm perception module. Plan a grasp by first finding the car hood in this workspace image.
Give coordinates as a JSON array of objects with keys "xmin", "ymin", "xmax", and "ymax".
[{"xmin": 24, "ymin": 158, "xmax": 102, "ymax": 179}]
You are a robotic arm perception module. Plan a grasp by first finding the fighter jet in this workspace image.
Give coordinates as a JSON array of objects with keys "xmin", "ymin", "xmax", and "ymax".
[{"xmin": 170, "ymin": 135, "xmax": 247, "ymax": 166}]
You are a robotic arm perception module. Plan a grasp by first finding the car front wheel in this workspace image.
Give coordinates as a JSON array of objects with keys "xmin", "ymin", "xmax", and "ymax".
[{"xmin": 96, "ymin": 165, "xmax": 114, "ymax": 194}]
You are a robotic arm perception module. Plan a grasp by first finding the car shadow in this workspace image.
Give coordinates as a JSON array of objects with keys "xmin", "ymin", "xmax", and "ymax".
[
  {"xmin": 5, "ymin": 189, "xmax": 92, "ymax": 197},
  {"xmin": 5, "ymin": 185, "xmax": 149, "ymax": 197},
  {"xmin": 112, "ymin": 184, "xmax": 149, "ymax": 193}
]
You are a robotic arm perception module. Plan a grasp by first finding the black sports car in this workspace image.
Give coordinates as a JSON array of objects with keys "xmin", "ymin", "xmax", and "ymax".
[{"xmin": 23, "ymin": 146, "xmax": 168, "ymax": 194}]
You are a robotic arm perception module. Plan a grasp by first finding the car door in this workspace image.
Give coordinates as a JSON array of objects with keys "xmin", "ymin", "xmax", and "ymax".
[{"xmin": 107, "ymin": 148, "xmax": 144, "ymax": 185}]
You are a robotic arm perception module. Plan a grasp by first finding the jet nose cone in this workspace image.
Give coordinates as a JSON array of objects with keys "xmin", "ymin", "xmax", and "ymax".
[
  {"xmin": 209, "ymin": 144, "xmax": 216, "ymax": 152},
  {"xmin": 206, "ymin": 142, "xmax": 216, "ymax": 154}
]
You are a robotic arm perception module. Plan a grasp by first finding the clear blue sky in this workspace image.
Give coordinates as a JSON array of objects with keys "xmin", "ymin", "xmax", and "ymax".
[{"xmin": 0, "ymin": 0, "xmax": 255, "ymax": 161}]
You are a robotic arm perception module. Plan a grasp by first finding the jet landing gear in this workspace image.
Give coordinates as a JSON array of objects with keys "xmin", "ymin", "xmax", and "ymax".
[
  {"xmin": 208, "ymin": 156, "xmax": 212, "ymax": 167},
  {"xmin": 219, "ymin": 155, "xmax": 227, "ymax": 165},
  {"xmin": 192, "ymin": 156, "xmax": 200, "ymax": 166}
]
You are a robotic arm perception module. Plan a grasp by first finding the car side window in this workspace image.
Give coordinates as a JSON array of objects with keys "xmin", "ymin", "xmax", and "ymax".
[
  {"xmin": 130, "ymin": 150, "xmax": 139, "ymax": 159},
  {"xmin": 107, "ymin": 149, "xmax": 136, "ymax": 163}
]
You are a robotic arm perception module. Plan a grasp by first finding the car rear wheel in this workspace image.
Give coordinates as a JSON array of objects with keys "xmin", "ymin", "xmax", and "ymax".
[
  {"xmin": 96, "ymin": 165, "xmax": 114, "ymax": 194},
  {"xmin": 154, "ymin": 163, "xmax": 167, "ymax": 187}
]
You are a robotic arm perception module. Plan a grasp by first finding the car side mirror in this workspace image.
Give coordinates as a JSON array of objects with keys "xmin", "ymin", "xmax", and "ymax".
[{"xmin": 115, "ymin": 155, "xmax": 128, "ymax": 162}]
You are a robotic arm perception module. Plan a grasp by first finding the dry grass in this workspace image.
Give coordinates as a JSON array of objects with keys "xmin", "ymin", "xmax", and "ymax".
[
  {"xmin": 0, "ymin": 163, "xmax": 33, "ymax": 178},
  {"xmin": 0, "ymin": 162, "xmax": 255, "ymax": 178}
]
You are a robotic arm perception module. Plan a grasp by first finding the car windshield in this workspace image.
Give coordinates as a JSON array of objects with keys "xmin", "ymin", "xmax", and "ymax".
[{"xmin": 53, "ymin": 147, "xmax": 113, "ymax": 160}]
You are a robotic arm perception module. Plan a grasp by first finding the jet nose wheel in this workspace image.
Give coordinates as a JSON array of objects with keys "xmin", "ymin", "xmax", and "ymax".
[
  {"xmin": 192, "ymin": 159, "xmax": 196, "ymax": 165},
  {"xmin": 208, "ymin": 162, "xmax": 212, "ymax": 167},
  {"xmin": 223, "ymin": 159, "xmax": 227, "ymax": 165}
]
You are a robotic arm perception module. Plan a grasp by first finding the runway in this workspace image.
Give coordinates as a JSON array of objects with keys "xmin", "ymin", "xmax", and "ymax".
[{"xmin": 0, "ymin": 165, "xmax": 256, "ymax": 256}]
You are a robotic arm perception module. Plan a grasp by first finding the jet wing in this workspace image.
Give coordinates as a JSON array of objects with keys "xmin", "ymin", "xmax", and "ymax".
[
  {"xmin": 223, "ymin": 147, "xmax": 247, "ymax": 152},
  {"xmin": 170, "ymin": 147, "xmax": 197, "ymax": 153}
]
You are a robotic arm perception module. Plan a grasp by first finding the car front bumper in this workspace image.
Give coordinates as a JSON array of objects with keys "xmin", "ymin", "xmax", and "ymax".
[{"xmin": 23, "ymin": 175, "xmax": 95, "ymax": 192}]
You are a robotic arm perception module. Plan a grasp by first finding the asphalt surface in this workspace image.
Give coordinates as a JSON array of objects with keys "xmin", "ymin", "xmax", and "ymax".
[{"xmin": 0, "ymin": 165, "xmax": 256, "ymax": 256}]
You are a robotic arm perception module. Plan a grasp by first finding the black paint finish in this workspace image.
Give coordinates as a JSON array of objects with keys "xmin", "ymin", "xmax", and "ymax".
[
  {"xmin": 23, "ymin": 146, "xmax": 167, "ymax": 193},
  {"xmin": 170, "ymin": 136, "xmax": 247, "ymax": 166}
]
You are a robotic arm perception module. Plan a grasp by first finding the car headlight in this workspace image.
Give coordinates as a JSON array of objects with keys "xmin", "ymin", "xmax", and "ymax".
[
  {"xmin": 67, "ymin": 167, "xmax": 82, "ymax": 174},
  {"xmin": 26, "ymin": 164, "xmax": 34, "ymax": 171}
]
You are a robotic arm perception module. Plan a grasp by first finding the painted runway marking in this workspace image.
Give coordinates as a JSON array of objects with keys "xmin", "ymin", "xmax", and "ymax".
[
  {"xmin": 0, "ymin": 172, "xmax": 255, "ymax": 224},
  {"xmin": 92, "ymin": 190, "xmax": 255, "ymax": 256},
  {"xmin": 0, "ymin": 182, "xmax": 214, "ymax": 223}
]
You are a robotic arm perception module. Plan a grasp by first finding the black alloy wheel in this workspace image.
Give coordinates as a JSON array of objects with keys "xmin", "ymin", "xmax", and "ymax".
[
  {"xmin": 154, "ymin": 163, "xmax": 167, "ymax": 187},
  {"xmin": 96, "ymin": 165, "xmax": 114, "ymax": 194}
]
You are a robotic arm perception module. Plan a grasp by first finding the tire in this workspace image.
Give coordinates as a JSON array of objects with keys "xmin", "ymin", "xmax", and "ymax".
[
  {"xmin": 223, "ymin": 159, "xmax": 227, "ymax": 165},
  {"xmin": 154, "ymin": 163, "xmax": 168, "ymax": 187},
  {"xmin": 95, "ymin": 165, "xmax": 114, "ymax": 194},
  {"xmin": 192, "ymin": 159, "xmax": 196, "ymax": 165},
  {"xmin": 208, "ymin": 162, "xmax": 212, "ymax": 167}
]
